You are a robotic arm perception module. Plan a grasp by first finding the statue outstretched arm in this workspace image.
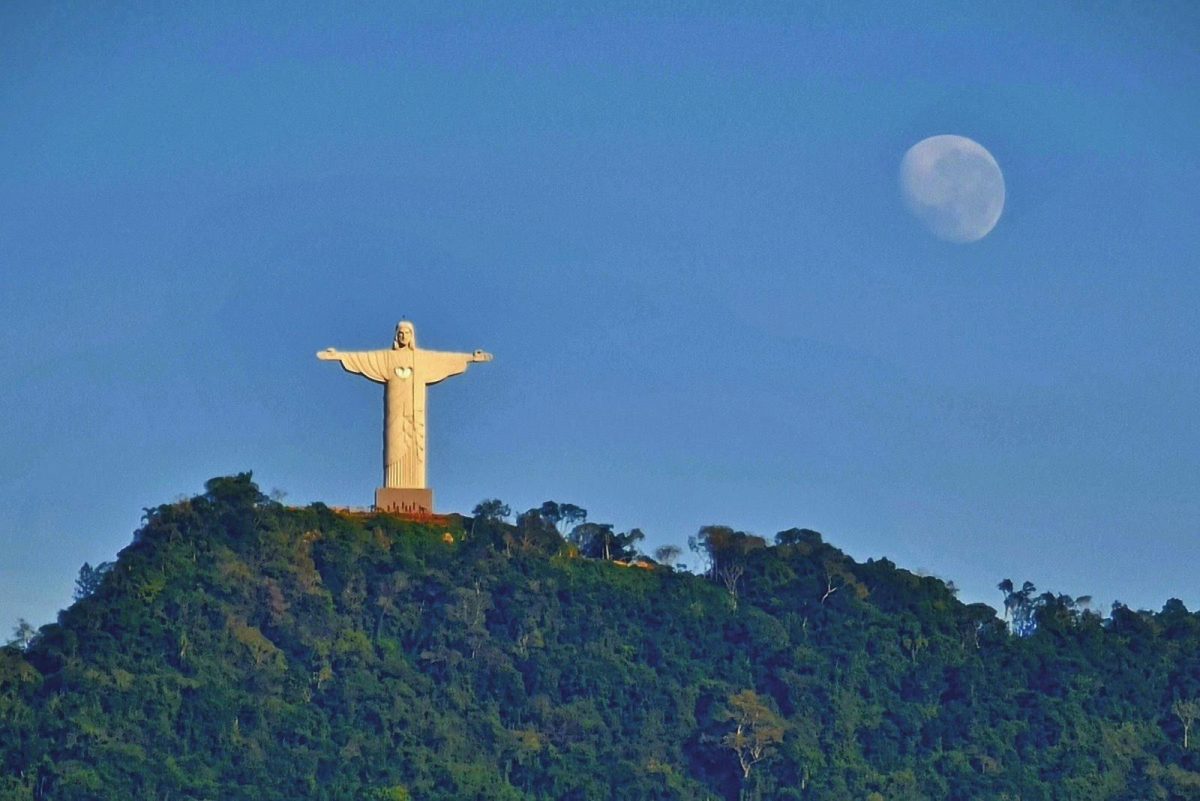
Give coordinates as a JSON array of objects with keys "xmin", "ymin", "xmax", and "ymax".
[
  {"xmin": 422, "ymin": 349, "xmax": 493, "ymax": 385},
  {"xmin": 316, "ymin": 348, "xmax": 390, "ymax": 383}
]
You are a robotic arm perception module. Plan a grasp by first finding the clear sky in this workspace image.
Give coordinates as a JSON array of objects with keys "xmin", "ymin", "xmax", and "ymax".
[{"xmin": 2, "ymin": 1, "xmax": 1198, "ymax": 629}]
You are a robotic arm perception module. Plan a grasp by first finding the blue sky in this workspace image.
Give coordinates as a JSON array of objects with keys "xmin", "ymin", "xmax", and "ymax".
[{"xmin": 2, "ymin": 1, "xmax": 1198, "ymax": 628}]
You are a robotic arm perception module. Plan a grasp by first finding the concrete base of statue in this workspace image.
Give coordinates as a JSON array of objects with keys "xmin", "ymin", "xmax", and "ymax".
[{"xmin": 375, "ymin": 487, "xmax": 434, "ymax": 515}]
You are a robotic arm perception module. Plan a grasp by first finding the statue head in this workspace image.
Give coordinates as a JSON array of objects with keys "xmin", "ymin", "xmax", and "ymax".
[{"xmin": 393, "ymin": 320, "xmax": 416, "ymax": 349}]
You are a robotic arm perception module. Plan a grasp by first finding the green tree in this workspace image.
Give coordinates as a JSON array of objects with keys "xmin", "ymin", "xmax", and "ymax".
[
  {"xmin": 569, "ymin": 522, "xmax": 614, "ymax": 559},
  {"xmin": 471, "ymin": 498, "xmax": 511, "ymax": 538},
  {"xmin": 73, "ymin": 561, "xmax": 113, "ymax": 601},
  {"xmin": 691, "ymin": 526, "xmax": 766, "ymax": 582},
  {"xmin": 722, "ymin": 689, "xmax": 786, "ymax": 795},
  {"xmin": 998, "ymin": 578, "xmax": 1039, "ymax": 636},
  {"xmin": 774, "ymin": 528, "xmax": 822, "ymax": 548},
  {"xmin": 1174, "ymin": 698, "xmax": 1200, "ymax": 749},
  {"xmin": 569, "ymin": 523, "xmax": 643, "ymax": 561},
  {"xmin": 537, "ymin": 501, "xmax": 587, "ymax": 534},
  {"xmin": 653, "ymin": 544, "xmax": 682, "ymax": 568},
  {"xmin": 558, "ymin": 503, "xmax": 587, "ymax": 533},
  {"xmin": 472, "ymin": 498, "xmax": 511, "ymax": 521},
  {"xmin": 6, "ymin": 620, "xmax": 35, "ymax": 650}
]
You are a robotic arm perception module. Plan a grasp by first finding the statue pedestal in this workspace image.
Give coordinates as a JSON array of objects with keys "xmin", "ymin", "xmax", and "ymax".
[{"xmin": 375, "ymin": 487, "xmax": 434, "ymax": 515}]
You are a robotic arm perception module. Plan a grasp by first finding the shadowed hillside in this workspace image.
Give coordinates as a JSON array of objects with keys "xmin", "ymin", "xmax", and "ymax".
[{"xmin": 3, "ymin": 474, "xmax": 1200, "ymax": 800}]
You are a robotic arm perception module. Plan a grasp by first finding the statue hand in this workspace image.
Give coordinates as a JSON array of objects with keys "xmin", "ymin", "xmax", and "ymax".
[
  {"xmin": 472, "ymin": 350, "xmax": 493, "ymax": 363},
  {"xmin": 316, "ymin": 348, "xmax": 340, "ymax": 360}
]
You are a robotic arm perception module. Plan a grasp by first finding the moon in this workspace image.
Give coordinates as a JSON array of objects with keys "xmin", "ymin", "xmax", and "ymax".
[{"xmin": 900, "ymin": 134, "xmax": 1005, "ymax": 243}]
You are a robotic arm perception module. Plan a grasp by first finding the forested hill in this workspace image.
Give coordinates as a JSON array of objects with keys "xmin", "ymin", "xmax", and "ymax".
[{"xmin": 4, "ymin": 476, "xmax": 1200, "ymax": 801}]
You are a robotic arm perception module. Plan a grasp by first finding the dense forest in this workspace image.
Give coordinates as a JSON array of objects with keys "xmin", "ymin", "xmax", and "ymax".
[{"xmin": 3, "ymin": 474, "xmax": 1200, "ymax": 800}]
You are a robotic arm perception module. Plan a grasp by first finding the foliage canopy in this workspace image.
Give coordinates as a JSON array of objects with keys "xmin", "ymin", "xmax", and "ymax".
[{"xmin": 3, "ymin": 474, "xmax": 1200, "ymax": 800}]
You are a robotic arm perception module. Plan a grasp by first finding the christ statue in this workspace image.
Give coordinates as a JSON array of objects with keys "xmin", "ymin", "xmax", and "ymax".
[{"xmin": 317, "ymin": 320, "xmax": 492, "ymax": 512}]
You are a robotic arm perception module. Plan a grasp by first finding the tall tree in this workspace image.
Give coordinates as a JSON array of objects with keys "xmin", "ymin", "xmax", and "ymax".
[
  {"xmin": 7, "ymin": 619, "xmax": 36, "ymax": 651},
  {"xmin": 569, "ymin": 524, "xmax": 642, "ymax": 561},
  {"xmin": 537, "ymin": 501, "xmax": 562, "ymax": 531},
  {"xmin": 692, "ymin": 526, "xmax": 765, "ymax": 582},
  {"xmin": 513, "ymin": 508, "xmax": 563, "ymax": 553},
  {"xmin": 557, "ymin": 503, "xmax": 587, "ymax": 533},
  {"xmin": 997, "ymin": 578, "xmax": 1014, "ymax": 620},
  {"xmin": 73, "ymin": 561, "xmax": 113, "ymax": 601},
  {"xmin": 998, "ymin": 579, "xmax": 1040, "ymax": 636},
  {"xmin": 569, "ymin": 522, "xmax": 615, "ymax": 559},
  {"xmin": 774, "ymin": 528, "xmax": 823, "ymax": 548},
  {"xmin": 472, "ymin": 499, "xmax": 511, "ymax": 522},
  {"xmin": 471, "ymin": 499, "xmax": 511, "ymax": 538},
  {"xmin": 719, "ymin": 563, "xmax": 746, "ymax": 609},
  {"xmin": 618, "ymin": 528, "xmax": 646, "ymax": 561},
  {"xmin": 653, "ymin": 544, "xmax": 682, "ymax": 568},
  {"xmin": 721, "ymin": 689, "xmax": 786, "ymax": 795},
  {"xmin": 1175, "ymin": 699, "xmax": 1200, "ymax": 749}
]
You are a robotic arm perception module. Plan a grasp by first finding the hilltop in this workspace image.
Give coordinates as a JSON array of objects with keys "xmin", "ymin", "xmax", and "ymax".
[{"xmin": 3, "ymin": 474, "xmax": 1200, "ymax": 800}]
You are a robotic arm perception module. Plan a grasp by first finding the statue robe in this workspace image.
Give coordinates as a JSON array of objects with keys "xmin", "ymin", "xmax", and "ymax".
[{"xmin": 327, "ymin": 347, "xmax": 475, "ymax": 489}]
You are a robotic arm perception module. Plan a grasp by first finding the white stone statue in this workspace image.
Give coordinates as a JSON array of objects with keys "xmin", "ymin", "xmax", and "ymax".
[{"xmin": 317, "ymin": 321, "xmax": 492, "ymax": 512}]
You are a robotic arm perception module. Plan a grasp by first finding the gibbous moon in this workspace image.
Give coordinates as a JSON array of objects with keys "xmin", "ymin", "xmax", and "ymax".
[{"xmin": 900, "ymin": 134, "xmax": 1005, "ymax": 243}]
